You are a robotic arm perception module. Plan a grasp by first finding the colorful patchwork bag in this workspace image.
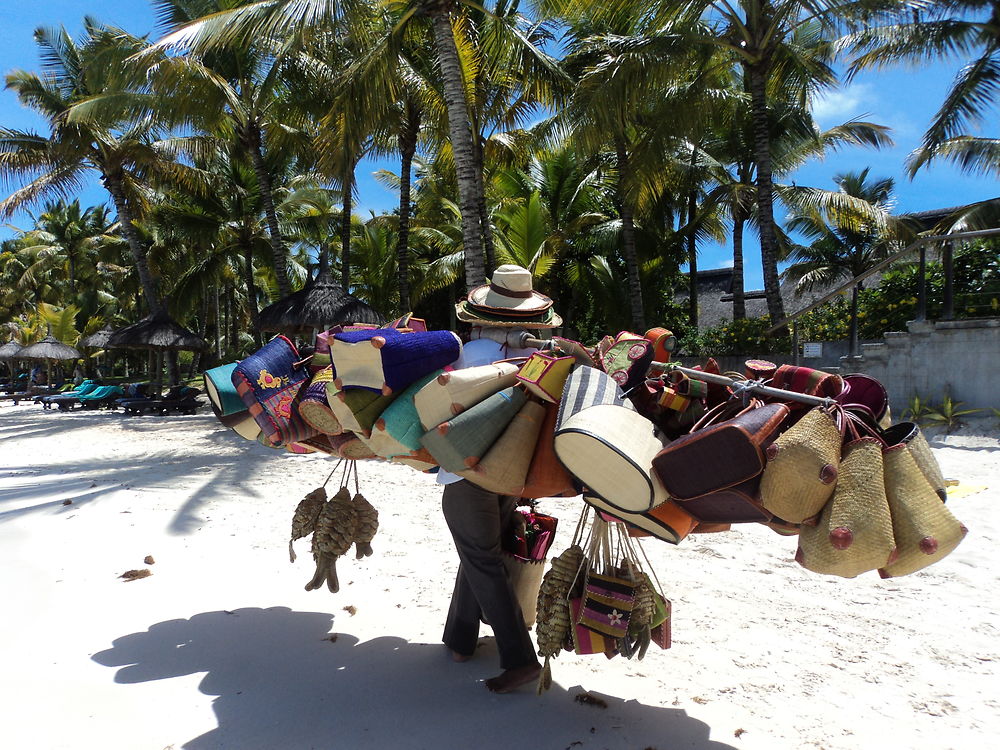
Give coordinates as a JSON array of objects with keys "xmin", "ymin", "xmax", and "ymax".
[
  {"xmin": 598, "ymin": 331, "xmax": 654, "ymax": 394},
  {"xmin": 331, "ymin": 328, "xmax": 461, "ymax": 395},
  {"xmin": 420, "ymin": 386, "xmax": 528, "ymax": 472},
  {"xmin": 231, "ymin": 335, "xmax": 319, "ymax": 447},
  {"xmin": 555, "ymin": 366, "xmax": 668, "ymax": 513},
  {"xmin": 578, "ymin": 572, "xmax": 635, "ymax": 638},
  {"xmin": 414, "ymin": 361, "xmax": 521, "ymax": 430},
  {"xmin": 515, "ymin": 351, "xmax": 575, "ymax": 402}
]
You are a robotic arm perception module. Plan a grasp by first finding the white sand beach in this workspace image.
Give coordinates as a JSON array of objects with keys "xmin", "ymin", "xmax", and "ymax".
[{"xmin": 1, "ymin": 403, "xmax": 997, "ymax": 750}]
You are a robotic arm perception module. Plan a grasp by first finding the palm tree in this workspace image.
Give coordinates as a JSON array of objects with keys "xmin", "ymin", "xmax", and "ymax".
[
  {"xmin": 671, "ymin": 0, "xmax": 900, "ymax": 328},
  {"xmin": 784, "ymin": 167, "xmax": 913, "ymax": 355},
  {"xmin": 2, "ymin": 20, "xmax": 177, "ymax": 316},
  {"xmin": 845, "ymin": 1, "xmax": 1000, "ymax": 174},
  {"xmin": 149, "ymin": 0, "xmax": 496, "ymax": 290}
]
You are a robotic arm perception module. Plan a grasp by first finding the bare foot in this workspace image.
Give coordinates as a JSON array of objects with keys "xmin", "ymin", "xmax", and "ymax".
[
  {"xmin": 485, "ymin": 662, "xmax": 541, "ymax": 693},
  {"xmin": 451, "ymin": 649, "xmax": 472, "ymax": 663}
]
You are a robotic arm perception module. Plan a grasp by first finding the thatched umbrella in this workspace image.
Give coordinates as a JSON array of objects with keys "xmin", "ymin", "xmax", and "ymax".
[
  {"xmin": 19, "ymin": 335, "xmax": 81, "ymax": 387},
  {"xmin": 0, "ymin": 339, "xmax": 24, "ymax": 382},
  {"xmin": 257, "ymin": 265, "xmax": 383, "ymax": 336},
  {"xmin": 107, "ymin": 313, "xmax": 209, "ymax": 392},
  {"xmin": 79, "ymin": 325, "xmax": 116, "ymax": 379},
  {"xmin": 79, "ymin": 325, "xmax": 114, "ymax": 349}
]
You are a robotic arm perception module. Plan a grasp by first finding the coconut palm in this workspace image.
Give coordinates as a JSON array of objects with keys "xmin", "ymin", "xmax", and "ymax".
[
  {"xmin": 1, "ymin": 20, "xmax": 182, "ymax": 316},
  {"xmin": 784, "ymin": 167, "xmax": 914, "ymax": 355},
  {"xmin": 657, "ymin": 0, "xmax": 903, "ymax": 327},
  {"xmin": 149, "ymin": 0, "xmax": 501, "ymax": 290},
  {"xmin": 844, "ymin": 1, "xmax": 1000, "ymax": 174}
]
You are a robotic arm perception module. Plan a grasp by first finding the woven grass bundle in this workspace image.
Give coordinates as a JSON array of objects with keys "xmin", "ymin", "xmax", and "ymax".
[
  {"xmin": 305, "ymin": 488, "xmax": 357, "ymax": 593},
  {"xmin": 288, "ymin": 487, "xmax": 328, "ymax": 563},
  {"xmin": 535, "ymin": 544, "xmax": 584, "ymax": 693},
  {"xmin": 351, "ymin": 493, "xmax": 379, "ymax": 559}
]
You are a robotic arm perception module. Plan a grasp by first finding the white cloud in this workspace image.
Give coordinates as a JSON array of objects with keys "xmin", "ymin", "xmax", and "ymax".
[
  {"xmin": 812, "ymin": 84, "xmax": 873, "ymax": 124},
  {"xmin": 716, "ymin": 258, "xmax": 735, "ymax": 269}
]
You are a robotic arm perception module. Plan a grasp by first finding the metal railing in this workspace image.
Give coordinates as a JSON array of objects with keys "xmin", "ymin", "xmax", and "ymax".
[{"xmin": 766, "ymin": 227, "xmax": 1000, "ymax": 359}]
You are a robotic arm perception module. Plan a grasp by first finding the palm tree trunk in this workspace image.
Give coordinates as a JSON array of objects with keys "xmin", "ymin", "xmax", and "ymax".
[
  {"xmin": 473, "ymin": 133, "xmax": 496, "ymax": 275},
  {"xmin": 849, "ymin": 284, "xmax": 860, "ymax": 358},
  {"xmin": 341, "ymin": 154, "xmax": 358, "ymax": 291},
  {"xmin": 747, "ymin": 62, "xmax": 786, "ymax": 327},
  {"xmin": 615, "ymin": 138, "xmax": 645, "ymax": 331},
  {"xmin": 240, "ymin": 231, "xmax": 261, "ymax": 344},
  {"xmin": 244, "ymin": 120, "xmax": 291, "ymax": 298},
  {"xmin": 102, "ymin": 172, "xmax": 163, "ymax": 317},
  {"xmin": 732, "ymin": 212, "xmax": 746, "ymax": 319},
  {"xmin": 396, "ymin": 102, "xmax": 420, "ymax": 312},
  {"xmin": 430, "ymin": 3, "xmax": 486, "ymax": 289}
]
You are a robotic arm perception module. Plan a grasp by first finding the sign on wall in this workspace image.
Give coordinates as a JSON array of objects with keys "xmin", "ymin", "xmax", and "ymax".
[{"xmin": 802, "ymin": 342, "xmax": 823, "ymax": 358}]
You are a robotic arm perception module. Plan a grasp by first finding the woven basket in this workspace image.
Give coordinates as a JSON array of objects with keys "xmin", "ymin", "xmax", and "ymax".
[
  {"xmin": 420, "ymin": 387, "xmax": 527, "ymax": 472},
  {"xmin": 414, "ymin": 361, "xmax": 520, "ymax": 430},
  {"xmin": 326, "ymin": 384, "xmax": 396, "ymax": 437},
  {"xmin": 759, "ymin": 406, "xmax": 841, "ymax": 523},
  {"xmin": 502, "ymin": 552, "xmax": 546, "ymax": 626},
  {"xmin": 327, "ymin": 432, "xmax": 378, "ymax": 460},
  {"xmin": 879, "ymin": 446, "xmax": 967, "ymax": 578},
  {"xmin": 796, "ymin": 438, "xmax": 895, "ymax": 578},
  {"xmin": 458, "ymin": 400, "xmax": 545, "ymax": 495},
  {"xmin": 368, "ymin": 370, "xmax": 444, "ymax": 457},
  {"xmin": 298, "ymin": 367, "xmax": 343, "ymax": 435},
  {"xmin": 882, "ymin": 422, "xmax": 948, "ymax": 502}
]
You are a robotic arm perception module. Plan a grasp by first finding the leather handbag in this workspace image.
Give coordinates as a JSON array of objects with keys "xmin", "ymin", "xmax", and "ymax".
[
  {"xmin": 676, "ymin": 475, "xmax": 772, "ymax": 524},
  {"xmin": 651, "ymin": 400, "xmax": 789, "ymax": 500}
]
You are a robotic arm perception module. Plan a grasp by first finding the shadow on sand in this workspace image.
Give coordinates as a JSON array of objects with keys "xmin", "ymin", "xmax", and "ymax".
[
  {"xmin": 93, "ymin": 607, "xmax": 738, "ymax": 750},
  {"xmin": 0, "ymin": 411, "xmax": 311, "ymax": 533}
]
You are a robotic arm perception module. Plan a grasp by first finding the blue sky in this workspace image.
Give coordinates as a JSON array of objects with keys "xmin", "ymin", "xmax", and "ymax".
[{"xmin": 2, "ymin": 2, "xmax": 996, "ymax": 291}]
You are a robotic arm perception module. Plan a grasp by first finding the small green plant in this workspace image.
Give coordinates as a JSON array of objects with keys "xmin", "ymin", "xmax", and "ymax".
[
  {"xmin": 901, "ymin": 394, "xmax": 934, "ymax": 424},
  {"xmin": 921, "ymin": 390, "xmax": 983, "ymax": 432}
]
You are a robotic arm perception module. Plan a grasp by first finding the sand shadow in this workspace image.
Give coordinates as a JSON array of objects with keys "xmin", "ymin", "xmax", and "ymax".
[{"xmin": 93, "ymin": 607, "xmax": 737, "ymax": 750}]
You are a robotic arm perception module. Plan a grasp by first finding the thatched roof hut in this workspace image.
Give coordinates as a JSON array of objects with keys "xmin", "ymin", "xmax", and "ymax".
[
  {"xmin": 107, "ymin": 313, "xmax": 208, "ymax": 351},
  {"xmin": 257, "ymin": 267, "xmax": 384, "ymax": 335},
  {"xmin": 19, "ymin": 335, "xmax": 81, "ymax": 361},
  {"xmin": 79, "ymin": 325, "xmax": 115, "ymax": 349},
  {"xmin": 0, "ymin": 339, "xmax": 24, "ymax": 361}
]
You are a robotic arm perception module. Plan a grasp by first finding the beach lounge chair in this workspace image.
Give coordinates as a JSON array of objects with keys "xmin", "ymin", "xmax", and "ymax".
[
  {"xmin": 50, "ymin": 385, "xmax": 122, "ymax": 411},
  {"xmin": 37, "ymin": 380, "xmax": 99, "ymax": 408},
  {"xmin": 109, "ymin": 383, "xmax": 152, "ymax": 410},
  {"xmin": 121, "ymin": 385, "xmax": 203, "ymax": 416},
  {"xmin": 78, "ymin": 385, "xmax": 125, "ymax": 410}
]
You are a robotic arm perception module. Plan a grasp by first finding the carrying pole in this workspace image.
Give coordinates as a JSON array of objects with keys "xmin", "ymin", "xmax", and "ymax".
[{"xmin": 518, "ymin": 333, "xmax": 837, "ymax": 409}]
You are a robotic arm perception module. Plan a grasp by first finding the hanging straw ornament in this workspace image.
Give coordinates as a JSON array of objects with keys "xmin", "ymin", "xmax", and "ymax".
[
  {"xmin": 535, "ymin": 509, "xmax": 589, "ymax": 694},
  {"xmin": 288, "ymin": 486, "xmax": 328, "ymax": 563},
  {"xmin": 305, "ymin": 485, "xmax": 358, "ymax": 593},
  {"xmin": 348, "ymin": 463, "xmax": 379, "ymax": 558}
]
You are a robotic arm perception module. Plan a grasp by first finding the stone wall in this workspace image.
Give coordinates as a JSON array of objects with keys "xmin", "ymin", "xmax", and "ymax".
[{"xmin": 848, "ymin": 319, "xmax": 1000, "ymax": 416}]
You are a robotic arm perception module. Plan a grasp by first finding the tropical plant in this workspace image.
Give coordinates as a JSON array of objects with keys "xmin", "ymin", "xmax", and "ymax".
[
  {"xmin": 922, "ymin": 389, "xmax": 983, "ymax": 432},
  {"xmin": 783, "ymin": 168, "xmax": 913, "ymax": 353},
  {"xmin": 1, "ymin": 19, "xmax": 183, "ymax": 316}
]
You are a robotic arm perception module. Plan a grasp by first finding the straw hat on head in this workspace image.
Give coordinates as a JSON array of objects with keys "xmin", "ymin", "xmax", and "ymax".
[{"xmin": 455, "ymin": 264, "xmax": 563, "ymax": 329}]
